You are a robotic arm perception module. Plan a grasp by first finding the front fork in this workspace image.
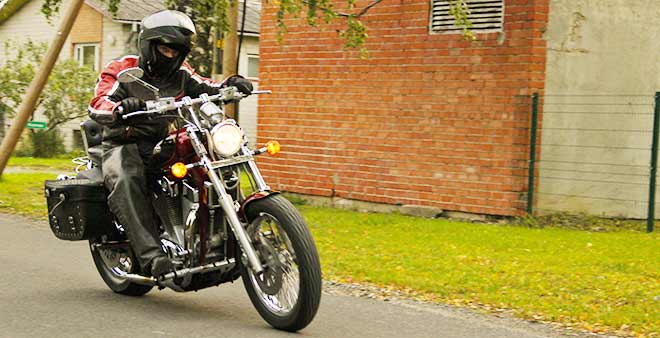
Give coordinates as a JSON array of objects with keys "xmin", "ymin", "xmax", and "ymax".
[{"xmin": 187, "ymin": 127, "xmax": 264, "ymax": 275}]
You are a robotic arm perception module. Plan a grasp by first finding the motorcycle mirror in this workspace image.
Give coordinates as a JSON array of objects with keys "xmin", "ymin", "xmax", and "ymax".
[
  {"xmin": 116, "ymin": 67, "xmax": 160, "ymax": 99},
  {"xmin": 116, "ymin": 67, "xmax": 144, "ymax": 83}
]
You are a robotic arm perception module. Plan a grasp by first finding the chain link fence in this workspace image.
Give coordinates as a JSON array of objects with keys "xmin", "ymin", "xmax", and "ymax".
[{"xmin": 528, "ymin": 93, "xmax": 659, "ymax": 232}]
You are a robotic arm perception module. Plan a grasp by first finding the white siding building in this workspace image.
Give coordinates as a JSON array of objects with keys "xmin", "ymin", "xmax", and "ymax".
[{"xmin": 0, "ymin": 0, "xmax": 261, "ymax": 150}]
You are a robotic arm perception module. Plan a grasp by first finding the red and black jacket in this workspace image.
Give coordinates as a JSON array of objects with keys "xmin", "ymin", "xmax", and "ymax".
[{"xmin": 88, "ymin": 55, "xmax": 229, "ymax": 143}]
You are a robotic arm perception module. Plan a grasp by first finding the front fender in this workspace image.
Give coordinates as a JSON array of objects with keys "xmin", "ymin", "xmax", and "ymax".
[{"xmin": 239, "ymin": 190, "xmax": 280, "ymax": 221}]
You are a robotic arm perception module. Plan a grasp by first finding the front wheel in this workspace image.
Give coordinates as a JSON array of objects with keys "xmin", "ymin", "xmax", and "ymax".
[{"xmin": 241, "ymin": 194, "xmax": 322, "ymax": 332}]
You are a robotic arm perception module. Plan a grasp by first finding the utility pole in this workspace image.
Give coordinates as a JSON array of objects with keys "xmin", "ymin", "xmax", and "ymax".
[
  {"xmin": 0, "ymin": 0, "xmax": 85, "ymax": 177},
  {"xmin": 222, "ymin": 0, "xmax": 239, "ymax": 119}
]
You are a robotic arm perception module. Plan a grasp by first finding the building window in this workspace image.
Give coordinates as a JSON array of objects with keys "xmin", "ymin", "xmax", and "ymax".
[
  {"xmin": 247, "ymin": 54, "xmax": 259, "ymax": 79},
  {"xmin": 74, "ymin": 43, "xmax": 100, "ymax": 71},
  {"xmin": 430, "ymin": 0, "xmax": 504, "ymax": 34}
]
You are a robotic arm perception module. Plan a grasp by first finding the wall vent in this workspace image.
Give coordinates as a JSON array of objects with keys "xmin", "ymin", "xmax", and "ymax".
[{"xmin": 430, "ymin": 0, "xmax": 504, "ymax": 34}]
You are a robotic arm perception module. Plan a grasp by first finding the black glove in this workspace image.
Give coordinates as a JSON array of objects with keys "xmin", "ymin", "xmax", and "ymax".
[
  {"xmin": 226, "ymin": 75, "xmax": 253, "ymax": 95},
  {"xmin": 115, "ymin": 97, "xmax": 146, "ymax": 123}
]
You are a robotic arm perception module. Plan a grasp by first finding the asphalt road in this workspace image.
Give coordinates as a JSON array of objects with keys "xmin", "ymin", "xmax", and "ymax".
[{"xmin": 0, "ymin": 213, "xmax": 587, "ymax": 338}]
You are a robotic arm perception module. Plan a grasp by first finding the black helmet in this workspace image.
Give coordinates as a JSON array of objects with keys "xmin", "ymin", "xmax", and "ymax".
[{"xmin": 138, "ymin": 10, "xmax": 196, "ymax": 79}]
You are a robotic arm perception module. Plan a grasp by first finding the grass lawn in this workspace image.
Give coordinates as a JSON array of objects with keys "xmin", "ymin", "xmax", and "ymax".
[
  {"xmin": 1, "ymin": 160, "xmax": 658, "ymax": 337},
  {"xmin": 303, "ymin": 206, "xmax": 659, "ymax": 336},
  {"xmin": 0, "ymin": 172, "xmax": 55, "ymax": 218},
  {"xmin": 7, "ymin": 157, "xmax": 77, "ymax": 171}
]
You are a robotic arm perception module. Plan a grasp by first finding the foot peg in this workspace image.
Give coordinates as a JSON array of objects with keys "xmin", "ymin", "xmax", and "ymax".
[{"xmin": 151, "ymin": 256, "xmax": 174, "ymax": 279}]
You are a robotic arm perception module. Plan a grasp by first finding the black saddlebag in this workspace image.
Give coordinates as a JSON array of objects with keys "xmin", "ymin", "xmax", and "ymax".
[{"xmin": 44, "ymin": 179, "xmax": 114, "ymax": 241}]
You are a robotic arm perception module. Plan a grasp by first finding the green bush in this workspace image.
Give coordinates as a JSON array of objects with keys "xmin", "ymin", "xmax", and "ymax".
[
  {"xmin": 13, "ymin": 132, "xmax": 33, "ymax": 157},
  {"xmin": 0, "ymin": 40, "xmax": 96, "ymax": 136},
  {"xmin": 29, "ymin": 130, "xmax": 65, "ymax": 158},
  {"xmin": 13, "ymin": 147, "xmax": 33, "ymax": 157}
]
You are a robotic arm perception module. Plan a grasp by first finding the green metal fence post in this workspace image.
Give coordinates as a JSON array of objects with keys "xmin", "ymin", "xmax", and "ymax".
[
  {"xmin": 527, "ymin": 93, "xmax": 539, "ymax": 215},
  {"xmin": 648, "ymin": 92, "xmax": 660, "ymax": 233}
]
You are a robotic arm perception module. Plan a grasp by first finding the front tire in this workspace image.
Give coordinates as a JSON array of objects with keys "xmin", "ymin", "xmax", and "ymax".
[
  {"xmin": 89, "ymin": 239, "xmax": 153, "ymax": 296},
  {"xmin": 241, "ymin": 195, "xmax": 322, "ymax": 332}
]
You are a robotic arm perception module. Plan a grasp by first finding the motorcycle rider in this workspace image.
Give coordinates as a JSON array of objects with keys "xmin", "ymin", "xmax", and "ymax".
[{"xmin": 87, "ymin": 10, "xmax": 253, "ymax": 279}]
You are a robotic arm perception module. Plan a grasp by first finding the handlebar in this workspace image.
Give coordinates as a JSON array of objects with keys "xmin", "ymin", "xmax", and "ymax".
[{"xmin": 119, "ymin": 88, "xmax": 272, "ymax": 120}]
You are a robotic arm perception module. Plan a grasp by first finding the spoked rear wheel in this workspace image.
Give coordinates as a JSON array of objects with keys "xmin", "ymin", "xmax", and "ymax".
[
  {"xmin": 241, "ymin": 194, "xmax": 321, "ymax": 332},
  {"xmin": 89, "ymin": 239, "xmax": 153, "ymax": 296}
]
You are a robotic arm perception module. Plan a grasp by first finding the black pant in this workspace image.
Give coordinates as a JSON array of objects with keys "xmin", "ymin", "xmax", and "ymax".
[{"xmin": 102, "ymin": 141, "xmax": 162, "ymax": 270}]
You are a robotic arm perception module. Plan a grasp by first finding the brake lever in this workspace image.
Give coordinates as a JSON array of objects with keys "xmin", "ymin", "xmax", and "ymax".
[
  {"xmin": 116, "ymin": 105, "xmax": 140, "ymax": 120},
  {"xmin": 121, "ymin": 110, "xmax": 158, "ymax": 120}
]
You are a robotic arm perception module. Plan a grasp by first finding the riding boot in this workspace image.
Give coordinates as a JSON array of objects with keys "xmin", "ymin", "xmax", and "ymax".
[{"xmin": 102, "ymin": 142, "xmax": 164, "ymax": 271}]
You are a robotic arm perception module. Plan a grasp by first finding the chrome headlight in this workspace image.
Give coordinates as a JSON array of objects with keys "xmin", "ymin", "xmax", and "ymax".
[{"xmin": 211, "ymin": 122, "xmax": 244, "ymax": 157}]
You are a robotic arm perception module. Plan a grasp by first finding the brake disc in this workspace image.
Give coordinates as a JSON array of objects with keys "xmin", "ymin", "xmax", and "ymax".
[{"xmin": 254, "ymin": 235, "xmax": 283, "ymax": 295}]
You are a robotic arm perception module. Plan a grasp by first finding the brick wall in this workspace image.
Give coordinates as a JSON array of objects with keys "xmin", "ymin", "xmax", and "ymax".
[{"xmin": 257, "ymin": 0, "xmax": 549, "ymax": 216}]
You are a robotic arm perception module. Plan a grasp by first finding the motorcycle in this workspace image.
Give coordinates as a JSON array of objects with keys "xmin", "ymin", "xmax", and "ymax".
[{"xmin": 43, "ymin": 67, "xmax": 322, "ymax": 332}]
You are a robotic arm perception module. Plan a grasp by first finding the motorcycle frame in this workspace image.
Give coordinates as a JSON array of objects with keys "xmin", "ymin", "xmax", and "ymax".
[
  {"xmin": 183, "ymin": 109, "xmax": 266, "ymax": 275},
  {"xmin": 113, "ymin": 95, "xmax": 273, "ymax": 286}
]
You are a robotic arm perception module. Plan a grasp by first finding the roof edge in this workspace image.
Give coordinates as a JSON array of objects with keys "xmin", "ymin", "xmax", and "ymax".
[{"xmin": 83, "ymin": 0, "xmax": 112, "ymax": 18}]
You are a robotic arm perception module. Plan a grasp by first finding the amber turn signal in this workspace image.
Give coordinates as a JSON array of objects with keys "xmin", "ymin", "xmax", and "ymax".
[
  {"xmin": 171, "ymin": 162, "xmax": 188, "ymax": 178},
  {"xmin": 266, "ymin": 141, "xmax": 281, "ymax": 156}
]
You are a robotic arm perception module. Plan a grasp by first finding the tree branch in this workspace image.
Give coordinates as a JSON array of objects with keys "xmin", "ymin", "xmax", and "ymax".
[
  {"xmin": 353, "ymin": 0, "xmax": 384, "ymax": 18},
  {"xmin": 45, "ymin": 112, "xmax": 87, "ymax": 133},
  {"xmin": 301, "ymin": 0, "xmax": 384, "ymax": 18}
]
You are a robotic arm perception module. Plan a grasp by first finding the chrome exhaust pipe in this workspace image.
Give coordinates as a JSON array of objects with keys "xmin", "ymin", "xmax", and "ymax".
[
  {"xmin": 111, "ymin": 267, "xmax": 157, "ymax": 285},
  {"xmin": 111, "ymin": 258, "xmax": 237, "ymax": 287}
]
